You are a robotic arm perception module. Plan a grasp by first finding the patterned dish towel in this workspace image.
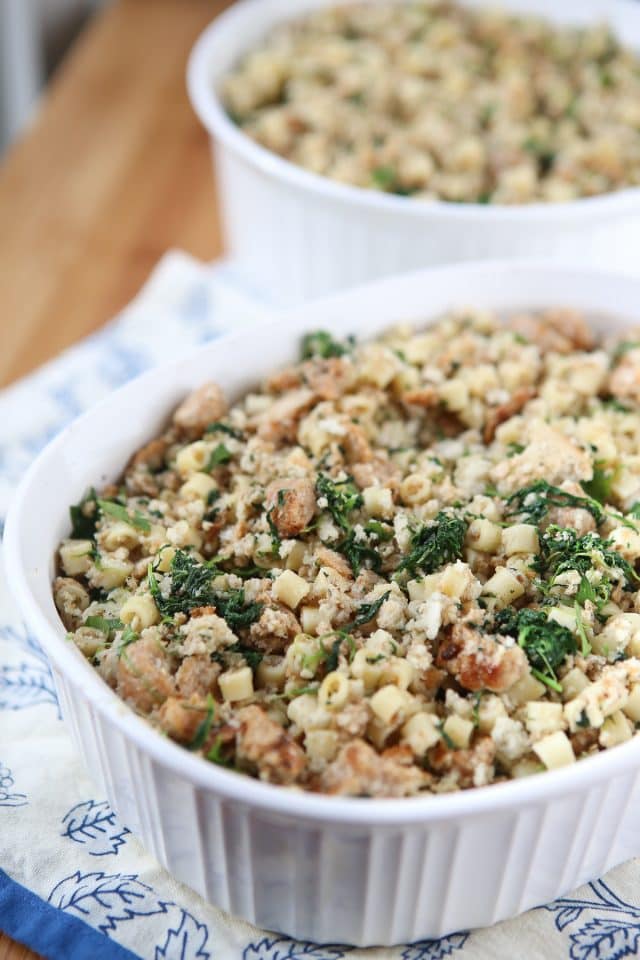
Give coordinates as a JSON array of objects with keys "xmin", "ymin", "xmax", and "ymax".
[{"xmin": 0, "ymin": 252, "xmax": 638, "ymax": 960}]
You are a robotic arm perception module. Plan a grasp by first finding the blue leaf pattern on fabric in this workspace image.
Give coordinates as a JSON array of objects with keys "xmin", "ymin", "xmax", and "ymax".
[
  {"xmin": 570, "ymin": 919, "xmax": 640, "ymax": 960},
  {"xmin": 48, "ymin": 871, "xmax": 169, "ymax": 935},
  {"xmin": 61, "ymin": 800, "xmax": 130, "ymax": 856},
  {"xmin": 0, "ymin": 761, "xmax": 27, "ymax": 807},
  {"xmin": 0, "ymin": 624, "xmax": 60, "ymax": 716},
  {"xmin": 544, "ymin": 880, "xmax": 640, "ymax": 959},
  {"xmin": 401, "ymin": 933, "xmax": 470, "ymax": 960},
  {"xmin": 243, "ymin": 937, "xmax": 350, "ymax": 960},
  {"xmin": 154, "ymin": 907, "xmax": 211, "ymax": 960}
]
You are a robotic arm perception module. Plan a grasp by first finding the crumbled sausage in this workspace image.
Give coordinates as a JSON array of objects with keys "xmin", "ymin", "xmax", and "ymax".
[
  {"xmin": 320, "ymin": 739, "xmax": 429, "ymax": 797},
  {"xmin": 265, "ymin": 476, "xmax": 316, "ymax": 537},
  {"xmin": 173, "ymin": 382, "xmax": 228, "ymax": 438},
  {"xmin": 235, "ymin": 704, "xmax": 306, "ymax": 784},
  {"xmin": 116, "ymin": 636, "xmax": 175, "ymax": 713}
]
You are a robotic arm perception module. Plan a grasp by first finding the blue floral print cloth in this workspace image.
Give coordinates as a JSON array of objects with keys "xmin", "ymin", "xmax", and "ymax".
[{"xmin": 0, "ymin": 252, "xmax": 638, "ymax": 960}]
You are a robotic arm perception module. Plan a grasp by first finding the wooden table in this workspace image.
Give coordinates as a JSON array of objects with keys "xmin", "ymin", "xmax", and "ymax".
[
  {"xmin": 0, "ymin": 1, "xmax": 231, "ymax": 956},
  {"xmin": 0, "ymin": 0, "xmax": 231, "ymax": 390}
]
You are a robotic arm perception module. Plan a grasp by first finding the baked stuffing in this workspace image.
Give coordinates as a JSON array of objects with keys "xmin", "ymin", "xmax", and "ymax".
[
  {"xmin": 222, "ymin": 2, "xmax": 640, "ymax": 204},
  {"xmin": 56, "ymin": 309, "xmax": 640, "ymax": 796}
]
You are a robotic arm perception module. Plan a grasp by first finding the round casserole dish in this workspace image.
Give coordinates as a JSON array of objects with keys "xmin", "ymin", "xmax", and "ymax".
[
  {"xmin": 187, "ymin": 0, "xmax": 640, "ymax": 306},
  {"xmin": 5, "ymin": 261, "xmax": 640, "ymax": 947}
]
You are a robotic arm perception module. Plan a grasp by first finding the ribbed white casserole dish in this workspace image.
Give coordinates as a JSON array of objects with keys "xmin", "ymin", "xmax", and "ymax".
[
  {"xmin": 5, "ymin": 261, "xmax": 640, "ymax": 947},
  {"xmin": 187, "ymin": 0, "xmax": 640, "ymax": 306}
]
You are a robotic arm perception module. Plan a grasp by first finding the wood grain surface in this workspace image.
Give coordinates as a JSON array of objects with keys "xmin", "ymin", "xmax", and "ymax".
[
  {"xmin": 0, "ymin": 0, "xmax": 231, "ymax": 389},
  {"xmin": 0, "ymin": 0, "xmax": 231, "ymax": 956}
]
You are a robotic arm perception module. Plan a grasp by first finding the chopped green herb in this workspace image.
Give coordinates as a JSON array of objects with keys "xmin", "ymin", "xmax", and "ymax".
[
  {"xmin": 613, "ymin": 341, "xmax": 640, "ymax": 363},
  {"xmin": 364, "ymin": 520, "xmax": 394, "ymax": 541},
  {"xmin": 188, "ymin": 694, "xmax": 216, "ymax": 751},
  {"xmin": 505, "ymin": 480, "xmax": 605, "ymax": 526},
  {"xmin": 116, "ymin": 625, "xmax": 138, "ymax": 656},
  {"xmin": 338, "ymin": 529, "xmax": 382, "ymax": 575},
  {"xmin": 206, "ymin": 736, "xmax": 233, "ymax": 768},
  {"xmin": 507, "ymin": 442, "xmax": 525, "ymax": 457},
  {"xmin": 582, "ymin": 464, "xmax": 615, "ymax": 505},
  {"xmin": 576, "ymin": 709, "xmax": 590, "ymax": 729},
  {"xmin": 97, "ymin": 499, "xmax": 151, "ymax": 533},
  {"xmin": 602, "ymin": 397, "xmax": 631, "ymax": 413},
  {"xmin": 316, "ymin": 473, "xmax": 363, "ymax": 533},
  {"xmin": 438, "ymin": 721, "xmax": 456, "ymax": 750},
  {"xmin": 349, "ymin": 591, "xmax": 390, "ymax": 629},
  {"xmin": 205, "ymin": 444, "xmax": 232, "ymax": 470},
  {"xmin": 225, "ymin": 642, "xmax": 264, "ymax": 672},
  {"xmin": 574, "ymin": 602, "xmax": 592, "ymax": 657},
  {"xmin": 70, "ymin": 488, "xmax": 99, "ymax": 539},
  {"xmin": 395, "ymin": 511, "xmax": 467, "ymax": 578},
  {"xmin": 84, "ymin": 616, "xmax": 123, "ymax": 636},
  {"xmin": 205, "ymin": 422, "xmax": 244, "ymax": 440},
  {"xmin": 495, "ymin": 607, "xmax": 577, "ymax": 693},
  {"xmin": 371, "ymin": 165, "xmax": 397, "ymax": 189},
  {"xmin": 147, "ymin": 549, "xmax": 262, "ymax": 629},
  {"xmin": 532, "ymin": 525, "xmax": 638, "ymax": 613},
  {"xmin": 301, "ymin": 331, "xmax": 352, "ymax": 361}
]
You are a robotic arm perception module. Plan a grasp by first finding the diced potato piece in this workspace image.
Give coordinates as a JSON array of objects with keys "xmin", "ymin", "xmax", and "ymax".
[
  {"xmin": 256, "ymin": 656, "xmax": 286, "ymax": 690},
  {"xmin": 477, "ymin": 695, "xmax": 507, "ymax": 733},
  {"xmin": 599, "ymin": 710, "xmax": 634, "ymax": 748},
  {"xmin": 370, "ymin": 684, "xmax": 407, "ymax": 724},
  {"xmin": 175, "ymin": 441, "xmax": 209, "ymax": 476},
  {"xmin": 363, "ymin": 486, "xmax": 394, "ymax": 519},
  {"xmin": 287, "ymin": 693, "xmax": 321, "ymax": 730},
  {"xmin": 407, "ymin": 575, "xmax": 440, "ymax": 602},
  {"xmin": 300, "ymin": 605, "xmax": 321, "ymax": 635},
  {"xmin": 59, "ymin": 539, "xmax": 93, "ymax": 576},
  {"xmin": 507, "ymin": 672, "xmax": 547, "ymax": 705},
  {"xmin": 272, "ymin": 570, "xmax": 310, "ymax": 610},
  {"xmin": 502, "ymin": 524, "xmax": 539, "ymax": 556},
  {"xmin": 623, "ymin": 684, "xmax": 640, "ymax": 723},
  {"xmin": 548, "ymin": 606, "xmax": 577, "ymax": 632},
  {"xmin": 92, "ymin": 557, "xmax": 133, "ymax": 590},
  {"xmin": 401, "ymin": 712, "xmax": 440, "ymax": 756},
  {"xmin": 443, "ymin": 714, "xmax": 473, "ymax": 749},
  {"xmin": 593, "ymin": 614, "xmax": 639, "ymax": 659},
  {"xmin": 511, "ymin": 757, "xmax": 545, "ymax": 779},
  {"xmin": 439, "ymin": 562, "xmax": 477, "ymax": 599},
  {"xmin": 561, "ymin": 667, "xmax": 590, "ymax": 701},
  {"xmin": 532, "ymin": 731, "xmax": 575, "ymax": 770},
  {"xmin": 482, "ymin": 567, "xmax": 525, "ymax": 607},
  {"xmin": 219, "ymin": 666, "xmax": 254, "ymax": 702},
  {"xmin": 465, "ymin": 518, "xmax": 502, "ymax": 553},
  {"xmin": 439, "ymin": 378, "xmax": 468, "ymax": 413},
  {"xmin": 609, "ymin": 526, "xmax": 640, "ymax": 561},
  {"xmin": 525, "ymin": 701, "xmax": 565, "ymax": 739},
  {"xmin": 284, "ymin": 540, "xmax": 307, "ymax": 572},
  {"xmin": 180, "ymin": 472, "xmax": 217, "ymax": 500},
  {"xmin": 305, "ymin": 729, "xmax": 339, "ymax": 765}
]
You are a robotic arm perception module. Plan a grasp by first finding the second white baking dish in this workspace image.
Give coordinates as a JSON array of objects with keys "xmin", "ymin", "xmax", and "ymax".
[{"xmin": 187, "ymin": 0, "xmax": 640, "ymax": 306}]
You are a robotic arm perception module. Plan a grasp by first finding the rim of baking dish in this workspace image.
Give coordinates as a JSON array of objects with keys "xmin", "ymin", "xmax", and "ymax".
[
  {"xmin": 187, "ymin": 0, "xmax": 640, "ymax": 226},
  {"xmin": 6, "ymin": 260, "xmax": 640, "ymax": 826}
]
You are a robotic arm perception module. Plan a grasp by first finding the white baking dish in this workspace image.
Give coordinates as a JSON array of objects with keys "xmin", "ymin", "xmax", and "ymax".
[
  {"xmin": 187, "ymin": 0, "xmax": 640, "ymax": 306},
  {"xmin": 5, "ymin": 261, "xmax": 640, "ymax": 947}
]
